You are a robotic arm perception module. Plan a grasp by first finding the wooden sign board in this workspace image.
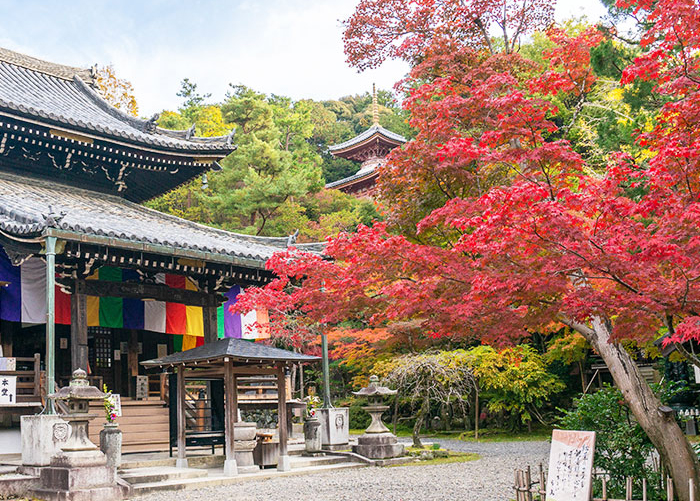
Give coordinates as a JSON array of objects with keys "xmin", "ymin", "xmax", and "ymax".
[
  {"xmin": 135, "ymin": 375, "xmax": 149, "ymax": 400},
  {"xmin": 546, "ymin": 429, "xmax": 596, "ymax": 501},
  {"xmin": 0, "ymin": 375, "xmax": 17, "ymax": 404}
]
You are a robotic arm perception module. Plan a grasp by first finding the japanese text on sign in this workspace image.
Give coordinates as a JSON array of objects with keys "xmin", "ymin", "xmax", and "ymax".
[
  {"xmin": 0, "ymin": 375, "xmax": 17, "ymax": 404},
  {"xmin": 546, "ymin": 429, "xmax": 596, "ymax": 501}
]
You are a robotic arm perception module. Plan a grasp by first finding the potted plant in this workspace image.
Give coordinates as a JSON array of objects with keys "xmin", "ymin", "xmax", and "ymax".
[{"xmin": 100, "ymin": 385, "xmax": 122, "ymax": 469}]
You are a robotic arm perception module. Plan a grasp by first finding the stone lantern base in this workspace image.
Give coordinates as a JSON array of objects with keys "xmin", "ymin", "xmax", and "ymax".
[
  {"xmin": 29, "ymin": 450, "xmax": 129, "ymax": 501},
  {"xmin": 353, "ymin": 432, "xmax": 405, "ymax": 459}
]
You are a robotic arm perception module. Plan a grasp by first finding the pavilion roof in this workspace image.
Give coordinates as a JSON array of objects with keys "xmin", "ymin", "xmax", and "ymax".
[
  {"xmin": 0, "ymin": 47, "xmax": 234, "ymax": 155},
  {"xmin": 141, "ymin": 336, "xmax": 319, "ymax": 367},
  {"xmin": 328, "ymin": 124, "xmax": 406, "ymax": 156},
  {"xmin": 324, "ymin": 166, "xmax": 378, "ymax": 190},
  {"xmin": 0, "ymin": 171, "xmax": 297, "ymax": 268}
]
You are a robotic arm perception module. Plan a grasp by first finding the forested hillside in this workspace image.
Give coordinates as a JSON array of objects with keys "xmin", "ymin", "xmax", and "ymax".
[{"xmin": 145, "ymin": 81, "xmax": 411, "ymax": 240}]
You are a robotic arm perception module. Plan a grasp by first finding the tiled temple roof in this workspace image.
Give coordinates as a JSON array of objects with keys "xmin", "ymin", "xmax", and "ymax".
[
  {"xmin": 0, "ymin": 47, "xmax": 234, "ymax": 155},
  {"xmin": 0, "ymin": 171, "xmax": 307, "ymax": 267},
  {"xmin": 142, "ymin": 336, "xmax": 319, "ymax": 366}
]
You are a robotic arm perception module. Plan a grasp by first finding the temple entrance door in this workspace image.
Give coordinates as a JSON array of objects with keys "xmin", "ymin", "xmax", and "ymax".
[{"xmin": 88, "ymin": 327, "xmax": 114, "ymax": 391}]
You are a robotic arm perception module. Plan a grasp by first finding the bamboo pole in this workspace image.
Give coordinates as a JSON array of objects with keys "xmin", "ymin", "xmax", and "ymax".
[
  {"xmin": 642, "ymin": 478, "xmax": 647, "ymax": 501},
  {"xmin": 667, "ymin": 476, "xmax": 674, "ymax": 501}
]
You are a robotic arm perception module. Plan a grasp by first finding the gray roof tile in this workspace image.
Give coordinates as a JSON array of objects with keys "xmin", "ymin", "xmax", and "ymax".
[
  {"xmin": 328, "ymin": 124, "xmax": 406, "ymax": 152},
  {"xmin": 0, "ymin": 48, "xmax": 233, "ymax": 154},
  {"xmin": 141, "ymin": 336, "xmax": 319, "ymax": 366},
  {"xmin": 0, "ymin": 171, "xmax": 296, "ymax": 265}
]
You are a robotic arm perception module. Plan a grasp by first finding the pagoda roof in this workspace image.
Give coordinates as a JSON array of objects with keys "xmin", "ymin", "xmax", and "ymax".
[
  {"xmin": 325, "ymin": 166, "xmax": 378, "ymax": 190},
  {"xmin": 0, "ymin": 47, "xmax": 234, "ymax": 155},
  {"xmin": 0, "ymin": 171, "xmax": 300, "ymax": 268},
  {"xmin": 328, "ymin": 124, "xmax": 406, "ymax": 157}
]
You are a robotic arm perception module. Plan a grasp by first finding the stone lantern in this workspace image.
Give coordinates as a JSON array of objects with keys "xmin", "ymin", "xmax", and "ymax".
[
  {"xmin": 30, "ymin": 369, "xmax": 129, "ymax": 501},
  {"xmin": 50, "ymin": 368, "xmax": 105, "ymax": 458},
  {"xmin": 351, "ymin": 375, "xmax": 404, "ymax": 459}
]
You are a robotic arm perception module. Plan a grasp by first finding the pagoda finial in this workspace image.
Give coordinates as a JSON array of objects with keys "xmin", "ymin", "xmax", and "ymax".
[{"xmin": 372, "ymin": 83, "xmax": 379, "ymax": 125}]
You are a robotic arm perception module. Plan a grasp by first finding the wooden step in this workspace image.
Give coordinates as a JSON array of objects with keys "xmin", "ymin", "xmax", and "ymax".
[{"xmin": 88, "ymin": 399, "xmax": 171, "ymax": 453}]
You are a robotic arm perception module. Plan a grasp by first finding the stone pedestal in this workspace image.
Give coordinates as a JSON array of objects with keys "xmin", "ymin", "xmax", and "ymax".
[
  {"xmin": 20, "ymin": 415, "xmax": 70, "ymax": 467},
  {"xmin": 233, "ymin": 422, "xmax": 259, "ymax": 474},
  {"xmin": 99, "ymin": 424, "xmax": 122, "ymax": 469},
  {"xmin": 351, "ymin": 404, "xmax": 404, "ymax": 460},
  {"xmin": 303, "ymin": 417, "xmax": 322, "ymax": 455},
  {"xmin": 316, "ymin": 407, "xmax": 349, "ymax": 448},
  {"xmin": 353, "ymin": 432, "xmax": 405, "ymax": 459}
]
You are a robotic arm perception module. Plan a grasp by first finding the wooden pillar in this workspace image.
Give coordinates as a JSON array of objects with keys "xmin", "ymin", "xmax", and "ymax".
[
  {"xmin": 203, "ymin": 304, "xmax": 218, "ymax": 344},
  {"xmin": 232, "ymin": 373, "xmax": 238, "ymax": 423},
  {"xmin": 223, "ymin": 358, "xmax": 238, "ymax": 476},
  {"xmin": 70, "ymin": 281, "xmax": 88, "ymax": 373},
  {"xmin": 176, "ymin": 364, "xmax": 188, "ymax": 468},
  {"xmin": 277, "ymin": 363, "xmax": 290, "ymax": 471}
]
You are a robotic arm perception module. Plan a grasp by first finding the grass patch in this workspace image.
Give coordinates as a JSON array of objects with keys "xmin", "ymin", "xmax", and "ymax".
[
  {"xmin": 454, "ymin": 427, "xmax": 552, "ymax": 443},
  {"xmin": 391, "ymin": 450, "xmax": 481, "ymax": 467}
]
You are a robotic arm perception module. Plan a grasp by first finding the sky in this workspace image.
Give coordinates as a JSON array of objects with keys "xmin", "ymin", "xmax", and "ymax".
[{"xmin": 0, "ymin": 0, "xmax": 610, "ymax": 116}]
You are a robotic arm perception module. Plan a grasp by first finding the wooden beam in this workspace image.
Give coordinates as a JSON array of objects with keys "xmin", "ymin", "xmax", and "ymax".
[
  {"xmin": 70, "ymin": 284, "xmax": 88, "ymax": 373},
  {"xmin": 203, "ymin": 305, "xmax": 218, "ymax": 344},
  {"xmin": 176, "ymin": 364, "xmax": 187, "ymax": 468},
  {"xmin": 79, "ymin": 279, "xmax": 224, "ymax": 307}
]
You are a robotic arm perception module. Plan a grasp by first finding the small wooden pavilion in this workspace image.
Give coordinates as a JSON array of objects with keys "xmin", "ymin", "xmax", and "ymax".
[
  {"xmin": 141, "ymin": 337, "xmax": 319, "ymax": 474},
  {"xmin": 324, "ymin": 85, "xmax": 406, "ymax": 198}
]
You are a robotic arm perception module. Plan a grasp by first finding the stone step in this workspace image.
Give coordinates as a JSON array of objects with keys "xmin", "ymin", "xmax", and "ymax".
[
  {"xmin": 131, "ymin": 462, "xmax": 364, "ymax": 496},
  {"xmin": 121, "ymin": 454, "xmax": 224, "ymax": 470},
  {"xmin": 0, "ymin": 473, "xmax": 39, "ymax": 498},
  {"xmin": 289, "ymin": 455, "xmax": 349, "ymax": 469},
  {"xmin": 120, "ymin": 467, "xmax": 208, "ymax": 485},
  {"xmin": 0, "ymin": 466, "xmax": 18, "ymax": 475}
]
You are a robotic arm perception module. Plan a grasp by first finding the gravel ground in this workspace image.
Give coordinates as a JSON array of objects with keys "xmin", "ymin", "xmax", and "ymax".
[{"xmin": 138, "ymin": 439, "xmax": 550, "ymax": 501}]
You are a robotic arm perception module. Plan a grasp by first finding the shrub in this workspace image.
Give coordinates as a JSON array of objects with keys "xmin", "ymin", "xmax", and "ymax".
[{"xmin": 559, "ymin": 385, "xmax": 661, "ymax": 499}]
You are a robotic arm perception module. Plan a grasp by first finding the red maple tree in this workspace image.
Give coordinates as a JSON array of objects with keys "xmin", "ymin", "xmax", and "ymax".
[{"xmin": 236, "ymin": 0, "xmax": 700, "ymax": 497}]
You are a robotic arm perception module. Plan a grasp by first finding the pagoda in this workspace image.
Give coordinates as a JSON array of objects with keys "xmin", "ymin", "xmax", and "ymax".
[{"xmin": 325, "ymin": 85, "xmax": 406, "ymax": 197}]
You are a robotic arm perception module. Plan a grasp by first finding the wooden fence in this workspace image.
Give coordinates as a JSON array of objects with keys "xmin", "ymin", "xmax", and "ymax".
[{"xmin": 514, "ymin": 464, "xmax": 696, "ymax": 501}]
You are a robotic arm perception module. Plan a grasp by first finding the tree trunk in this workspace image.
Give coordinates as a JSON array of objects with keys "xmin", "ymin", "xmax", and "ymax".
[
  {"xmin": 576, "ymin": 316, "xmax": 700, "ymax": 501},
  {"xmin": 412, "ymin": 396, "xmax": 430, "ymax": 448}
]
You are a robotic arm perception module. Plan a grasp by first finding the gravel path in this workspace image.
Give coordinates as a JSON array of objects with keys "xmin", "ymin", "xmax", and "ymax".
[{"xmin": 139, "ymin": 439, "xmax": 550, "ymax": 501}]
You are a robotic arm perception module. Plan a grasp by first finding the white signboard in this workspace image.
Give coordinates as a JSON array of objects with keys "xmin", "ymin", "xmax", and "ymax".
[
  {"xmin": 107, "ymin": 393, "xmax": 122, "ymax": 417},
  {"xmin": 546, "ymin": 429, "xmax": 596, "ymax": 501},
  {"xmin": 0, "ymin": 375, "xmax": 17, "ymax": 404}
]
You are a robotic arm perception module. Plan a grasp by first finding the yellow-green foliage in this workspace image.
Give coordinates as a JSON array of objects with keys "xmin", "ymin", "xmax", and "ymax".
[{"xmin": 465, "ymin": 345, "xmax": 565, "ymax": 425}]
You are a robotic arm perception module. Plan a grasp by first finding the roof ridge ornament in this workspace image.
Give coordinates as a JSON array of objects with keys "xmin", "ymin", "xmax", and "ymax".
[
  {"xmin": 225, "ymin": 128, "xmax": 236, "ymax": 148},
  {"xmin": 286, "ymin": 229, "xmax": 299, "ymax": 247},
  {"xmin": 43, "ymin": 205, "xmax": 67, "ymax": 228},
  {"xmin": 186, "ymin": 123, "xmax": 196, "ymax": 140},
  {"xmin": 144, "ymin": 113, "xmax": 160, "ymax": 134}
]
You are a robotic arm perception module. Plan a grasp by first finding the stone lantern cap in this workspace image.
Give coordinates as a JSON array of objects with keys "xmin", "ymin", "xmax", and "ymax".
[
  {"xmin": 352, "ymin": 375, "xmax": 397, "ymax": 397},
  {"xmin": 50, "ymin": 368, "xmax": 106, "ymax": 401}
]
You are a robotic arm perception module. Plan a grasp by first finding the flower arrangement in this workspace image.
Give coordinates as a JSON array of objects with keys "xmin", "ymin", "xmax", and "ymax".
[
  {"xmin": 304, "ymin": 395, "xmax": 321, "ymax": 419},
  {"xmin": 103, "ymin": 384, "xmax": 118, "ymax": 423}
]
